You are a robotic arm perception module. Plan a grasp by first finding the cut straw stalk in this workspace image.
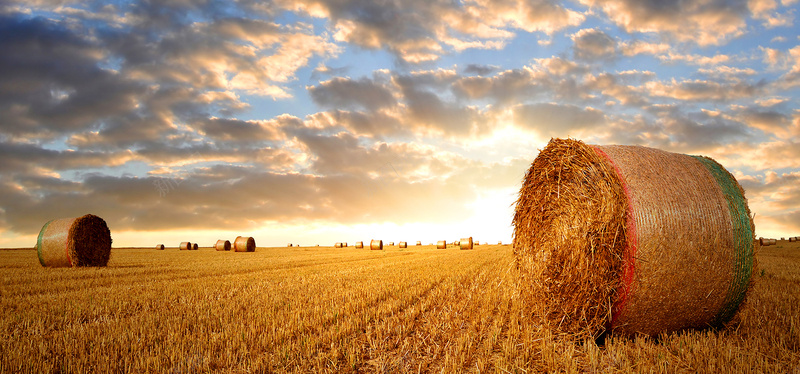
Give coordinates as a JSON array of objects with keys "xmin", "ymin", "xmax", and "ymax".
[
  {"xmin": 234, "ymin": 236, "xmax": 256, "ymax": 252},
  {"xmin": 36, "ymin": 214, "xmax": 112, "ymax": 267},
  {"xmin": 513, "ymin": 138, "xmax": 756, "ymax": 337},
  {"xmin": 215, "ymin": 240, "xmax": 231, "ymax": 251}
]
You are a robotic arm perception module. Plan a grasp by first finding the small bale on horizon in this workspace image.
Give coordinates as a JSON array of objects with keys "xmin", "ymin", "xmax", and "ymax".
[
  {"xmin": 215, "ymin": 240, "xmax": 231, "ymax": 251},
  {"xmin": 234, "ymin": 236, "xmax": 256, "ymax": 252},
  {"xmin": 436, "ymin": 240, "xmax": 446, "ymax": 249},
  {"xmin": 180, "ymin": 241, "xmax": 192, "ymax": 251}
]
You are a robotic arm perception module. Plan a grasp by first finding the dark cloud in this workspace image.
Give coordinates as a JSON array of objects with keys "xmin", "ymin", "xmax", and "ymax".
[
  {"xmin": 463, "ymin": 64, "xmax": 498, "ymax": 76},
  {"xmin": 513, "ymin": 102, "xmax": 606, "ymax": 137},
  {"xmin": 572, "ymin": 28, "xmax": 618, "ymax": 61},
  {"xmin": 309, "ymin": 77, "xmax": 396, "ymax": 111}
]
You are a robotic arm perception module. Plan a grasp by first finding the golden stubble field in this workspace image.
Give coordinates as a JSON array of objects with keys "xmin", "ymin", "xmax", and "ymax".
[{"xmin": 1, "ymin": 241, "xmax": 798, "ymax": 373}]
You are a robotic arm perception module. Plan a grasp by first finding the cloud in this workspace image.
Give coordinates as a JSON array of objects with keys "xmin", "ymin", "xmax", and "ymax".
[
  {"xmin": 513, "ymin": 102, "xmax": 606, "ymax": 137},
  {"xmin": 580, "ymin": 0, "xmax": 749, "ymax": 46},
  {"xmin": 309, "ymin": 76, "xmax": 397, "ymax": 111},
  {"xmin": 572, "ymin": 28, "xmax": 618, "ymax": 61},
  {"xmin": 277, "ymin": 0, "xmax": 583, "ymax": 63}
]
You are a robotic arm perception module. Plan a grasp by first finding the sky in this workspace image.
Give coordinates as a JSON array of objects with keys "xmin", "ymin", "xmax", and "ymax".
[{"xmin": 1, "ymin": 0, "xmax": 799, "ymax": 248}]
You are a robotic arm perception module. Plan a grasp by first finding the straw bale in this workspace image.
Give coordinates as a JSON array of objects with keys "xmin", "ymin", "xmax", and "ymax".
[
  {"xmin": 36, "ymin": 214, "xmax": 112, "ymax": 267},
  {"xmin": 180, "ymin": 242, "xmax": 192, "ymax": 251},
  {"xmin": 355, "ymin": 241, "xmax": 364, "ymax": 248},
  {"xmin": 156, "ymin": 244, "xmax": 165, "ymax": 250},
  {"xmin": 770, "ymin": 238, "xmax": 777, "ymax": 245},
  {"xmin": 370, "ymin": 239, "xmax": 383, "ymax": 250},
  {"xmin": 388, "ymin": 242, "xmax": 394, "ymax": 246},
  {"xmin": 335, "ymin": 242, "xmax": 343, "ymax": 248},
  {"xmin": 436, "ymin": 240, "xmax": 446, "ymax": 249},
  {"xmin": 192, "ymin": 243, "xmax": 198, "ymax": 250},
  {"xmin": 416, "ymin": 241, "xmax": 421, "ymax": 246},
  {"xmin": 215, "ymin": 240, "xmax": 231, "ymax": 251},
  {"xmin": 460, "ymin": 237, "xmax": 474, "ymax": 250},
  {"xmin": 399, "ymin": 241, "xmax": 407, "ymax": 248},
  {"xmin": 790, "ymin": 237, "xmax": 796, "ymax": 243},
  {"xmin": 234, "ymin": 236, "xmax": 256, "ymax": 252},
  {"xmin": 513, "ymin": 138, "xmax": 756, "ymax": 338}
]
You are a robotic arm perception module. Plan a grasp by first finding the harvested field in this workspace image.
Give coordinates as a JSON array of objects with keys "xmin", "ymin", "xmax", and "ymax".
[{"xmin": 0, "ymin": 243, "xmax": 798, "ymax": 372}]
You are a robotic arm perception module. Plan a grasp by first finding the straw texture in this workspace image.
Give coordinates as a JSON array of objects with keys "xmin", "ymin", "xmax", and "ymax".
[
  {"xmin": 436, "ymin": 241, "xmax": 446, "ymax": 249},
  {"xmin": 215, "ymin": 240, "xmax": 231, "ymax": 251},
  {"xmin": 234, "ymin": 236, "xmax": 256, "ymax": 252},
  {"xmin": 370, "ymin": 239, "xmax": 383, "ymax": 250},
  {"xmin": 513, "ymin": 138, "xmax": 756, "ymax": 337},
  {"xmin": 36, "ymin": 214, "xmax": 112, "ymax": 267},
  {"xmin": 460, "ymin": 237, "xmax": 473, "ymax": 250}
]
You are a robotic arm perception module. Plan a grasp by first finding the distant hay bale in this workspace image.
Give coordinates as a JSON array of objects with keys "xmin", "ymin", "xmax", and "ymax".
[
  {"xmin": 193, "ymin": 243, "xmax": 198, "ymax": 250},
  {"xmin": 370, "ymin": 239, "xmax": 383, "ymax": 250},
  {"xmin": 770, "ymin": 238, "xmax": 777, "ymax": 245},
  {"xmin": 498, "ymin": 241, "xmax": 503, "ymax": 245},
  {"xmin": 455, "ymin": 240, "xmax": 460, "ymax": 246},
  {"xmin": 35, "ymin": 214, "xmax": 112, "ymax": 267},
  {"xmin": 416, "ymin": 241, "xmax": 421, "ymax": 246},
  {"xmin": 759, "ymin": 237, "xmax": 771, "ymax": 246},
  {"xmin": 215, "ymin": 240, "xmax": 231, "ymax": 251},
  {"xmin": 399, "ymin": 241, "xmax": 407, "ymax": 248},
  {"xmin": 288, "ymin": 243, "xmax": 293, "ymax": 247},
  {"xmin": 460, "ymin": 237, "xmax": 473, "ymax": 250},
  {"xmin": 356, "ymin": 241, "xmax": 364, "ymax": 248},
  {"xmin": 234, "ymin": 236, "xmax": 256, "ymax": 252},
  {"xmin": 156, "ymin": 244, "xmax": 165, "ymax": 250},
  {"xmin": 180, "ymin": 242, "xmax": 192, "ymax": 251},
  {"xmin": 437, "ymin": 240, "xmax": 446, "ymax": 249},
  {"xmin": 513, "ymin": 138, "xmax": 756, "ymax": 338},
  {"xmin": 344, "ymin": 242, "xmax": 348, "ymax": 247},
  {"xmin": 790, "ymin": 237, "xmax": 796, "ymax": 243},
  {"xmin": 388, "ymin": 242, "xmax": 394, "ymax": 246},
  {"xmin": 335, "ymin": 242, "xmax": 343, "ymax": 248}
]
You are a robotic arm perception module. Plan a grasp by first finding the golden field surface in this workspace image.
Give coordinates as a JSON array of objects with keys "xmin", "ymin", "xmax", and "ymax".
[{"xmin": 1, "ymin": 241, "xmax": 799, "ymax": 373}]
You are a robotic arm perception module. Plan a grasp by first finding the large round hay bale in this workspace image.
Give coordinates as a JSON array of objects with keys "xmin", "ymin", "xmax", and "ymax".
[
  {"xmin": 770, "ymin": 238, "xmax": 777, "ymax": 245},
  {"xmin": 156, "ymin": 244, "xmax": 165, "ymax": 250},
  {"xmin": 460, "ymin": 237, "xmax": 473, "ymax": 250},
  {"xmin": 759, "ymin": 237, "xmax": 770, "ymax": 246},
  {"xmin": 416, "ymin": 241, "xmax": 421, "ymax": 246},
  {"xmin": 513, "ymin": 138, "xmax": 756, "ymax": 337},
  {"xmin": 355, "ymin": 241, "xmax": 364, "ymax": 248},
  {"xmin": 234, "ymin": 236, "xmax": 256, "ymax": 252},
  {"xmin": 399, "ymin": 241, "xmax": 407, "ymax": 248},
  {"xmin": 180, "ymin": 241, "xmax": 192, "ymax": 250},
  {"xmin": 436, "ymin": 240, "xmax": 446, "ymax": 249},
  {"xmin": 388, "ymin": 242, "xmax": 394, "ymax": 246},
  {"xmin": 790, "ymin": 237, "xmax": 796, "ymax": 243},
  {"xmin": 370, "ymin": 239, "xmax": 383, "ymax": 250},
  {"xmin": 36, "ymin": 214, "xmax": 112, "ymax": 267},
  {"xmin": 215, "ymin": 240, "xmax": 231, "ymax": 251},
  {"xmin": 335, "ymin": 242, "xmax": 343, "ymax": 248},
  {"xmin": 192, "ymin": 243, "xmax": 198, "ymax": 250}
]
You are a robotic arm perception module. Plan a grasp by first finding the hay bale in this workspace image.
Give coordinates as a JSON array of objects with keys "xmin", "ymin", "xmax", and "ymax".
[
  {"xmin": 193, "ymin": 243, "xmax": 198, "ymax": 250},
  {"xmin": 437, "ymin": 240, "xmax": 446, "ymax": 249},
  {"xmin": 35, "ymin": 214, "xmax": 112, "ymax": 267},
  {"xmin": 370, "ymin": 239, "xmax": 383, "ymax": 250},
  {"xmin": 335, "ymin": 242, "xmax": 343, "ymax": 248},
  {"xmin": 770, "ymin": 238, "xmax": 777, "ymax": 245},
  {"xmin": 513, "ymin": 138, "xmax": 756, "ymax": 338},
  {"xmin": 156, "ymin": 244, "xmax": 165, "ymax": 250},
  {"xmin": 498, "ymin": 241, "xmax": 502, "ymax": 245},
  {"xmin": 399, "ymin": 241, "xmax": 407, "ymax": 248},
  {"xmin": 180, "ymin": 242, "xmax": 192, "ymax": 251},
  {"xmin": 460, "ymin": 237, "xmax": 473, "ymax": 250},
  {"xmin": 388, "ymin": 242, "xmax": 394, "ymax": 246},
  {"xmin": 790, "ymin": 237, "xmax": 796, "ymax": 243},
  {"xmin": 356, "ymin": 241, "xmax": 364, "ymax": 248},
  {"xmin": 215, "ymin": 240, "xmax": 231, "ymax": 251},
  {"xmin": 234, "ymin": 236, "xmax": 256, "ymax": 252},
  {"xmin": 416, "ymin": 241, "xmax": 421, "ymax": 246},
  {"xmin": 344, "ymin": 242, "xmax": 348, "ymax": 247}
]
